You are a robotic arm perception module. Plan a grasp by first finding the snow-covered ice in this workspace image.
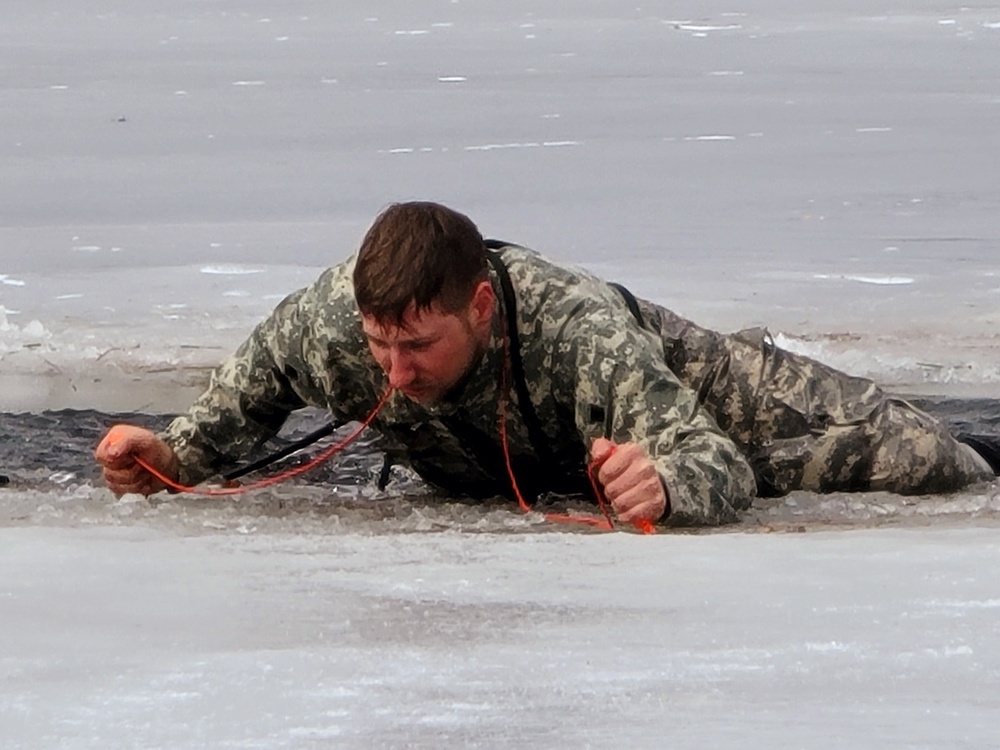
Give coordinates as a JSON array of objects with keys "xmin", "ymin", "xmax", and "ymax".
[
  {"xmin": 1, "ymin": 1, "xmax": 999, "ymax": 747},
  {"xmin": 4, "ymin": 525, "xmax": 1000, "ymax": 749}
]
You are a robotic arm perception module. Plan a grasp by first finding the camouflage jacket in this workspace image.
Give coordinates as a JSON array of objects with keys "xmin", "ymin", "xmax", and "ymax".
[{"xmin": 162, "ymin": 245, "xmax": 757, "ymax": 524}]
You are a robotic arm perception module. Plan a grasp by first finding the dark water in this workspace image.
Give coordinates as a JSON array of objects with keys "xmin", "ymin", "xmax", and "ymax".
[
  {"xmin": 3, "ymin": 397, "xmax": 997, "ymax": 484},
  {"xmin": 0, "ymin": 407, "xmax": 392, "ymax": 491},
  {"xmin": 1, "ymin": 398, "xmax": 998, "ymax": 533}
]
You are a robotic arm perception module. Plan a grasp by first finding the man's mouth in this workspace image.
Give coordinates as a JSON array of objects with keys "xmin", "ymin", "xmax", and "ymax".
[{"xmin": 400, "ymin": 385, "xmax": 428, "ymax": 400}]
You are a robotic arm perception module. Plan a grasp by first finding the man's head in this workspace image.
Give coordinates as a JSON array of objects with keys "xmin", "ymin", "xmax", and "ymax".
[{"xmin": 353, "ymin": 202, "xmax": 496, "ymax": 403}]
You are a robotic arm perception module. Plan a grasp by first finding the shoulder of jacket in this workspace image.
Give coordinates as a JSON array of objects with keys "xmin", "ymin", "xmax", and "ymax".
[
  {"xmin": 492, "ymin": 244, "xmax": 580, "ymax": 287},
  {"xmin": 492, "ymin": 245, "xmax": 619, "ymax": 309},
  {"xmin": 294, "ymin": 256, "xmax": 356, "ymax": 307}
]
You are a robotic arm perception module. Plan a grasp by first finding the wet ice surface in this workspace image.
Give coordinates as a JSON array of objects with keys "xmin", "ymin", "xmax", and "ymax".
[
  {"xmin": 3, "ymin": 1, "xmax": 1000, "ymax": 747},
  {"xmin": 3, "ymin": 417, "xmax": 1000, "ymax": 749},
  {"xmin": 5, "ymin": 526, "xmax": 1000, "ymax": 749}
]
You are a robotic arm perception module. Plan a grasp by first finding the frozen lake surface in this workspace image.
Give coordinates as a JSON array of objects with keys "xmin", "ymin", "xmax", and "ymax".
[
  {"xmin": 2, "ymin": 1, "xmax": 1000, "ymax": 747},
  {"xmin": 3, "ymin": 0, "xmax": 1000, "ymax": 411},
  {"xmin": 5, "ymin": 524, "xmax": 1000, "ymax": 749}
]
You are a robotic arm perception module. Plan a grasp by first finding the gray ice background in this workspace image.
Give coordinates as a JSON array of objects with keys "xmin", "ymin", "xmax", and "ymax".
[{"xmin": 2, "ymin": 2, "xmax": 1000, "ymax": 748}]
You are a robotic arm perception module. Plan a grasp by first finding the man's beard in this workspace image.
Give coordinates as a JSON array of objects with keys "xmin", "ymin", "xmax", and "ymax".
[{"xmin": 436, "ymin": 338, "xmax": 490, "ymax": 404}]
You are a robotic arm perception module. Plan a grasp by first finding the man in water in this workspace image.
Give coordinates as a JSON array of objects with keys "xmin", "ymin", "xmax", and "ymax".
[{"xmin": 95, "ymin": 202, "xmax": 997, "ymax": 525}]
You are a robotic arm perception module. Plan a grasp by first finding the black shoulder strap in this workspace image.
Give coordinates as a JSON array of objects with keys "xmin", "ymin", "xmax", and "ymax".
[
  {"xmin": 608, "ymin": 282, "xmax": 645, "ymax": 328},
  {"xmin": 484, "ymin": 242, "xmax": 555, "ymax": 467},
  {"xmin": 483, "ymin": 241, "xmax": 645, "ymax": 468}
]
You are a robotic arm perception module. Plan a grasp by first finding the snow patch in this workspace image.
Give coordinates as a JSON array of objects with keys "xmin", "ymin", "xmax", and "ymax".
[
  {"xmin": 924, "ymin": 598, "xmax": 1000, "ymax": 610},
  {"xmin": 674, "ymin": 24, "xmax": 742, "ymax": 32},
  {"xmin": 812, "ymin": 273, "xmax": 914, "ymax": 285},
  {"xmin": 199, "ymin": 265, "xmax": 265, "ymax": 275},
  {"xmin": 805, "ymin": 641, "xmax": 854, "ymax": 653},
  {"xmin": 464, "ymin": 140, "xmax": 581, "ymax": 151},
  {"xmin": 685, "ymin": 135, "xmax": 736, "ymax": 141},
  {"xmin": 0, "ymin": 307, "xmax": 51, "ymax": 350}
]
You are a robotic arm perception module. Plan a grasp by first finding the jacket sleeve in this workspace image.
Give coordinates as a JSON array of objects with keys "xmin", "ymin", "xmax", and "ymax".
[
  {"xmin": 552, "ymin": 302, "xmax": 758, "ymax": 525},
  {"xmin": 160, "ymin": 289, "xmax": 309, "ymax": 485}
]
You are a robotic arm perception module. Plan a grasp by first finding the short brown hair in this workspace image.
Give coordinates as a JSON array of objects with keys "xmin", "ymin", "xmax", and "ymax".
[{"xmin": 353, "ymin": 202, "xmax": 488, "ymax": 326}]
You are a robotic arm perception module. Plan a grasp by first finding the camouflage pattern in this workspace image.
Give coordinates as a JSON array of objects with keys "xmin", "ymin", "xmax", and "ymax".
[
  {"xmin": 162, "ymin": 244, "xmax": 991, "ymax": 526},
  {"xmin": 635, "ymin": 302, "xmax": 993, "ymax": 497}
]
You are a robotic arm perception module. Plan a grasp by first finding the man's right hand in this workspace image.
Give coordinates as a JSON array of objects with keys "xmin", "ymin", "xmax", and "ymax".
[{"xmin": 94, "ymin": 425, "xmax": 180, "ymax": 497}]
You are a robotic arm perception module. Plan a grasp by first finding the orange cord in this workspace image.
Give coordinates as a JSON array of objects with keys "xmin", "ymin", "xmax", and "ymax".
[
  {"xmin": 497, "ymin": 349, "xmax": 655, "ymax": 535},
  {"xmin": 498, "ymin": 414, "xmax": 654, "ymax": 534},
  {"xmin": 498, "ymin": 395, "xmax": 613, "ymax": 530},
  {"xmin": 134, "ymin": 389, "xmax": 392, "ymax": 496}
]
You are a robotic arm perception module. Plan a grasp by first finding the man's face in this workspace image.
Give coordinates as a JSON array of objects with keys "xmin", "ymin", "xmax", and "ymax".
[{"xmin": 361, "ymin": 282, "xmax": 495, "ymax": 404}]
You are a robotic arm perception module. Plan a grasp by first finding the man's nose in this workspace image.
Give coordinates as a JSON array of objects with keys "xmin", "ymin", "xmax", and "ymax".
[{"xmin": 386, "ymin": 348, "xmax": 416, "ymax": 388}]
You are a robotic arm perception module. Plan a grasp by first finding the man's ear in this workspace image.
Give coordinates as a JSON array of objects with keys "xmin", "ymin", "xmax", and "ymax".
[{"xmin": 468, "ymin": 280, "xmax": 496, "ymax": 328}]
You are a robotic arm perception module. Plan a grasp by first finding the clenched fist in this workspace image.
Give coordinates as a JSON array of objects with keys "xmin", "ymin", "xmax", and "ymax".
[
  {"xmin": 590, "ymin": 437, "xmax": 669, "ymax": 524},
  {"xmin": 94, "ymin": 425, "xmax": 179, "ymax": 497}
]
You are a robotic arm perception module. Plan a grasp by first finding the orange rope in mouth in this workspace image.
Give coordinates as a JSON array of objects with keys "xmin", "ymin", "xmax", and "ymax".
[{"xmin": 134, "ymin": 389, "xmax": 392, "ymax": 496}]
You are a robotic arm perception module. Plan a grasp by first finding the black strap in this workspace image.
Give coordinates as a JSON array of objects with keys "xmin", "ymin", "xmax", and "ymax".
[
  {"xmin": 608, "ymin": 281, "xmax": 645, "ymax": 328},
  {"xmin": 223, "ymin": 422, "xmax": 336, "ymax": 481},
  {"xmin": 957, "ymin": 433, "xmax": 1000, "ymax": 475},
  {"xmin": 485, "ymin": 243, "xmax": 555, "ymax": 468},
  {"xmin": 484, "ymin": 241, "xmax": 647, "ymax": 469}
]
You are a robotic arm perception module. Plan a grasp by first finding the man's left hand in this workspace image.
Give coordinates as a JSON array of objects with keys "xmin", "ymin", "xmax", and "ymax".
[{"xmin": 590, "ymin": 438, "xmax": 669, "ymax": 523}]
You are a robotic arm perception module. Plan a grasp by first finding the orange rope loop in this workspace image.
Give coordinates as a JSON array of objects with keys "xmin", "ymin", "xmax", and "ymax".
[
  {"xmin": 135, "ymin": 389, "xmax": 392, "ymax": 496},
  {"xmin": 497, "ymin": 339, "xmax": 654, "ymax": 535}
]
